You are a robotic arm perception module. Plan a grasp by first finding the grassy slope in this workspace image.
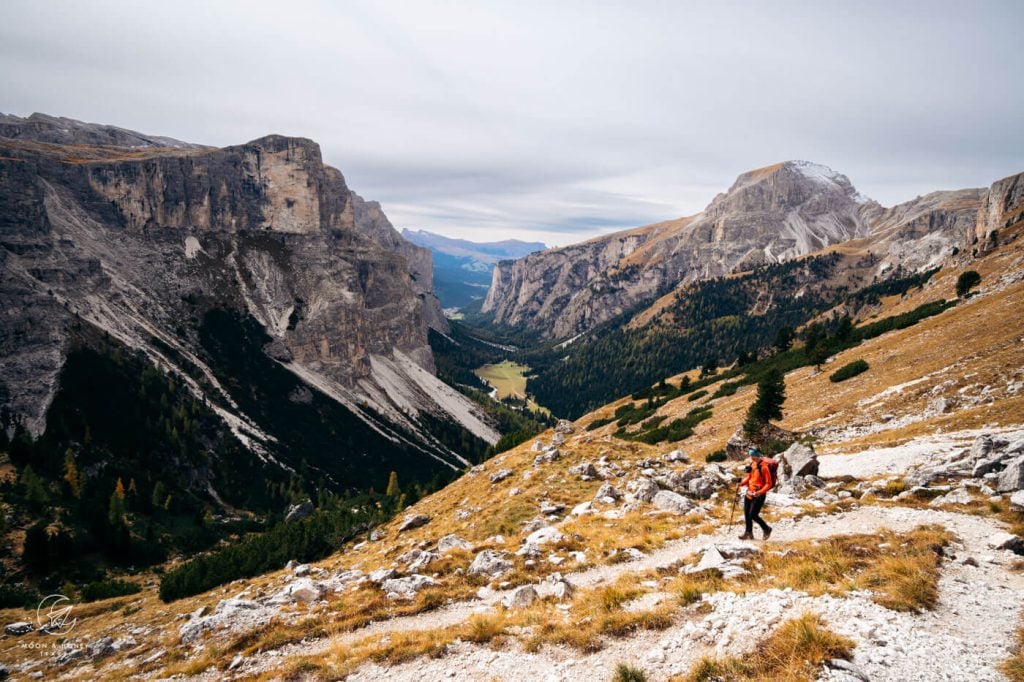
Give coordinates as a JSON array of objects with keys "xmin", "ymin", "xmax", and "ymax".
[{"xmin": 2, "ymin": 224, "xmax": 1021, "ymax": 677}]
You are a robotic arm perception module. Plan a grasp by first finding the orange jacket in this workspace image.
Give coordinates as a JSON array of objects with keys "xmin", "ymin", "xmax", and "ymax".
[{"xmin": 740, "ymin": 458, "xmax": 772, "ymax": 498}]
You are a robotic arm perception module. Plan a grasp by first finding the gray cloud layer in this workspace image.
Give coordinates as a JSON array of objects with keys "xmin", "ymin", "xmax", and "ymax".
[{"xmin": 2, "ymin": 0, "xmax": 1022, "ymax": 245}]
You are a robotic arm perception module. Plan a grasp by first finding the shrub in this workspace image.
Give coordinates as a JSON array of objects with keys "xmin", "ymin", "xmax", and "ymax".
[
  {"xmin": 612, "ymin": 663, "xmax": 648, "ymax": 682},
  {"xmin": 81, "ymin": 579, "xmax": 142, "ymax": 602},
  {"xmin": 705, "ymin": 450, "xmax": 727, "ymax": 463},
  {"xmin": 829, "ymin": 359, "xmax": 869, "ymax": 383},
  {"xmin": 956, "ymin": 270, "xmax": 981, "ymax": 297},
  {"xmin": 687, "ymin": 389, "xmax": 709, "ymax": 402},
  {"xmin": 587, "ymin": 417, "xmax": 615, "ymax": 431}
]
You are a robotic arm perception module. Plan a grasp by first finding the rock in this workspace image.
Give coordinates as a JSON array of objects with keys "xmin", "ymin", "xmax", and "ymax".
[
  {"xmin": 1011, "ymin": 491, "xmax": 1024, "ymax": 511},
  {"xmin": 284, "ymin": 499, "xmax": 314, "ymax": 523},
  {"xmin": 489, "ymin": 468, "xmax": 513, "ymax": 484},
  {"xmin": 777, "ymin": 442, "xmax": 819, "ymax": 479},
  {"xmin": 291, "ymin": 563, "xmax": 311, "ymax": 577},
  {"xmin": 368, "ymin": 568, "xmax": 399, "ymax": 584},
  {"xmin": 88, "ymin": 636, "xmax": 115, "ymax": 660},
  {"xmin": 710, "ymin": 541, "xmax": 762, "ymax": 560},
  {"xmin": 652, "ymin": 489, "xmax": 696, "ymax": 514},
  {"xmin": 179, "ymin": 597, "xmax": 264, "ymax": 643},
  {"xmin": 540, "ymin": 501, "xmax": 566, "ymax": 515},
  {"xmin": 534, "ymin": 449, "xmax": 561, "ymax": 465},
  {"xmin": 571, "ymin": 501, "xmax": 594, "ymax": 516},
  {"xmin": 437, "ymin": 534, "xmax": 471, "ymax": 553},
  {"xmin": 998, "ymin": 458, "xmax": 1024, "ymax": 492},
  {"xmin": 229, "ymin": 654, "xmax": 245, "ymax": 671},
  {"xmin": 398, "ymin": 514, "xmax": 430, "ymax": 532},
  {"xmin": 382, "ymin": 574, "xmax": 439, "ymax": 599},
  {"xmin": 531, "ymin": 440, "xmax": 544, "ymax": 452},
  {"xmin": 552, "ymin": 431, "xmax": 566, "ymax": 446},
  {"xmin": 369, "ymin": 529, "xmax": 385, "ymax": 542},
  {"xmin": 987, "ymin": 532, "xmax": 1024, "ymax": 554},
  {"xmin": 469, "ymin": 550, "xmax": 513, "ymax": 577},
  {"xmin": 525, "ymin": 526, "xmax": 564, "ymax": 546},
  {"xmin": 4, "ymin": 622, "xmax": 33, "ymax": 636},
  {"xmin": 627, "ymin": 477, "xmax": 660, "ymax": 502},
  {"xmin": 502, "ymin": 585, "xmax": 539, "ymax": 609},
  {"xmin": 555, "ymin": 419, "xmax": 575, "ymax": 434},
  {"xmin": 687, "ymin": 476, "xmax": 716, "ymax": 499},
  {"xmin": 509, "ymin": 487, "xmax": 522, "ymax": 497},
  {"xmin": 55, "ymin": 648, "xmax": 86, "ymax": 666},
  {"xmin": 826, "ymin": 658, "xmax": 870, "ymax": 681},
  {"xmin": 664, "ymin": 449, "xmax": 688, "ymax": 463},
  {"xmin": 688, "ymin": 546, "xmax": 727, "ymax": 573},
  {"xmin": 537, "ymin": 574, "xmax": 575, "ymax": 600},
  {"xmin": 396, "ymin": 549, "xmax": 439, "ymax": 572},
  {"xmin": 930, "ymin": 488, "xmax": 974, "ymax": 506},
  {"xmin": 569, "ymin": 462, "xmax": 599, "ymax": 479},
  {"xmin": 803, "ymin": 475, "xmax": 826, "ymax": 488},
  {"xmin": 272, "ymin": 577, "xmax": 325, "ymax": 603},
  {"xmin": 594, "ymin": 482, "xmax": 622, "ymax": 503}
]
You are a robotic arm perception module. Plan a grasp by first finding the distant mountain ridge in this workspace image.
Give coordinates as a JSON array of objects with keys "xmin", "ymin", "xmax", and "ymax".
[
  {"xmin": 402, "ymin": 229, "xmax": 545, "ymax": 309},
  {"xmin": 482, "ymin": 160, "xmax": 1012, "ymax": 339}
]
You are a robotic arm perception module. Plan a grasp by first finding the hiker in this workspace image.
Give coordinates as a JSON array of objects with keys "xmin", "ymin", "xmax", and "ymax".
[{"xmin": 738, "ymin": 447, "xmax": 773, "ymax": 540}]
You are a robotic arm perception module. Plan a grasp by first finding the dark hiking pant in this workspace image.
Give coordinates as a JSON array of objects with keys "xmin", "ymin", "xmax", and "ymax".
[{"xmin": 744, "ymin": 494, "xmax": 770, "ymax": 535}]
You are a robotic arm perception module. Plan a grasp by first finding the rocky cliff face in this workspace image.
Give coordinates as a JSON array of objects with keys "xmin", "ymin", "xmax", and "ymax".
[
  {"xmin": 0, "ymin": 117, "xmax": 497, "ymax": 478},
  {"xmin": 483, "ymin": 161, "xmax": 876, "ymax": 338},
  {"xmin": 483, "ymin": 162, "xmax": 1019, "ymax": 339}
]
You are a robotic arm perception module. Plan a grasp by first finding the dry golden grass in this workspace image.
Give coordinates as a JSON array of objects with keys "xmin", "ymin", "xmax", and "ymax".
[
  {"xmin": 1002, "ymin": 624, "xmax": 1024, "ymax": 682},
  {"xmin": 680, "ymin": 612, "xmax": 854, "ymax": 682}
]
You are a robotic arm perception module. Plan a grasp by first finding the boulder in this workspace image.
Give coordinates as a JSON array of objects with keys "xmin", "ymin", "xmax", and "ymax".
[
  {"xmin": 502, "ymin": 585, "xmax": 539, "ymax": 609},
  {"xmin": 687, "ymin": 476, "xmax": 716, "ymax": 499},
  {"xmin": 987, "ymin": 532, "xmax": 1024, "ymax": 554},
  {"xmin": 284, "ymin": 499, "xmax": 314, "ymax": 523},
  {"xmin": 997, "ymin": 457, "xmax": 1024, "ymax": 492},
  {"xmin": 594, "ymin": 482, "xmax": 622, "ymax": 503},
  {"xmin": 569, "ymin": 462, "xmax": 599, "ymax": 480},
  {"xmin": 489, "ymin": 469, "xmax": 513, "ymax": 484},
  {"xmin": 652, "ymin": 489, "xmax": 696, "ymax": 514},
  {"xmin": 539, "ymin": 501, "xmax": 566, "ymax": 515},
  {"xmin": 437, "ymin": 534, "xmax": 471, "ymax": 553},
  {"xmin": 687, "ymin": 546, "xmax": 727, "ymax": 573},
  {"xmin": 398, "ymin": 514, "xmax": 431, "ymax": 532},
  {"xmin": 272, "ymin": 577, "xmax": 325, "ymax": 603},
  {"xmin": 468, "ymin": 550, "xmax": 513, "ymax": 577},
  {"xmin": 664, "ymin": 449, "xmax": 688, "ymax": 463},
  {"xmin": 381, "ymin": 575, "xmax": 439, "ymax": 600},
  {"xmin": 4, "ymin": 622, "xmax": 33, "ymax": 636},
  {"xmin": 627, "ymin": 477, "xmax": 660, "ymax": 503},
  {"xmin": 534, "ymin": 449, "xmax": 561, "ymax": 465},
  {"xmin": 396, "ymin": 549, "xmax": 438, "ymax": 572},
  {"xmin": 777, "ymin": 443, "xmax": 819, "ymax": 480},
  {"xmin": 1011, "ymin": 490, "xmax": 1024, "ymax": 511},
  {"xmin": 537, "ymin": 573, "xmax": 575, "ymax": 600},
  {"xmin": 555, "ymin": 419, "xmax": 575, "ymax": 434},
  {"xmin": 179, "ymin": 597, "xmax": 263, "ymax": 643},
  {"xmin": 552, "ymin": 432, "xmax": 566, "ymax": 446},
  {"xmin": 368, "ymin": 568, "xmax": 400, "ymax": 584},
  {"xmin": 571, "ymin": 501, "xmax": 594, "ymax": 516},
  {"xmin": 929, "ymin": 488, "xmax": 973, "ymax": 507},
  {"xmin": 709, "ymin": 541, "xmax": 761, "ymax": 560},
  {"xmin": 531, "ymin": 440, "xmax": 545, "ymax": 452},
  {"xmin": 88, "ymin": 636, "xmax": 115, "ymax": 660},
  {"xmin": 525, "ymin": 526, "xmax": 564, "ymax": 546}
]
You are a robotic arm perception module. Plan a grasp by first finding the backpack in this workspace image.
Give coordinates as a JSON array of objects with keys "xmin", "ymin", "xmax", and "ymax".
[{"xmin": 759, "ymin": 457, "xmax": 780, "ymax": 490}]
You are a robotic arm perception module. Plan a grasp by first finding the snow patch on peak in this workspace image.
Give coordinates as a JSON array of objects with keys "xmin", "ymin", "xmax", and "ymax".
[{"xmin": 787, "ymin": 160, "xmax": 871, "ymax": 204}]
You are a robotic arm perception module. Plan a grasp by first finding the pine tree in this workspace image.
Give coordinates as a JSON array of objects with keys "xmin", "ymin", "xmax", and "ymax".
[
  {"xmin": 109, "ymin": 478, "xmax": 127, "ymax": 526},
  {"xmin": 23, "ymin": 523, "xmax": 50, "ymax": 574},
  {"xmin": 743, "ymin": 368, "xmax": 786, "ymax": 435},
  {"xmin": 151, "ymin": 481, "xmax": 166, "ymax": 512}
]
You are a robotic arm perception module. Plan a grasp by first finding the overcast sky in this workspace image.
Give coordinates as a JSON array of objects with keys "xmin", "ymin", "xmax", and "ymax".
[{"xmin": 2, "ymin": 1, "xmax": 1022, "ymax": 246}]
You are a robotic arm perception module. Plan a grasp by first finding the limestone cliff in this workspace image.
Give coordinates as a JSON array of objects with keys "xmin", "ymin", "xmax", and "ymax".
[{"xmin": 0, "ymin": 116, "xmax": 496, "ymax": 475}]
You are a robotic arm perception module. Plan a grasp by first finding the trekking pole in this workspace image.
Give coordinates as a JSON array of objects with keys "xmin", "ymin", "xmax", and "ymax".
[{"xmin": 724, "ymin": 489, "xmax": 738, "ymax": 535}]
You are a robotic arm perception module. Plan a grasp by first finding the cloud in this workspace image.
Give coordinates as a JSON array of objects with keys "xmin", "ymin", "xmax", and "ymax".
[{"xmin": 1, "ymin": 0, "xmax": 1021, "ymax": 245}]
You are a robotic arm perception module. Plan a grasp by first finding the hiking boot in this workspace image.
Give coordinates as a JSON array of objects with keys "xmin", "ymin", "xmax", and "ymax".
[
  {"xmin": 737, "ymin": 532, "xmax": 754, "ymax": 540},
  {"xmin": 762, "ymin": 527, "xmax": 773, "ymax": 540}
]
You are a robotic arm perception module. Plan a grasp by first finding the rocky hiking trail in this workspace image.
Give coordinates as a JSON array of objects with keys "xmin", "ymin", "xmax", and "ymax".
[{"xmin": 225, "ymin": 503, "xmax": 1024, "ymax": 682}]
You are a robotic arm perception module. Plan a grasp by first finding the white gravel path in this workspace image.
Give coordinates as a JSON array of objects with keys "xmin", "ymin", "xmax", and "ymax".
[{"xmin": 247, "ymin": 505, "xmax": 1024, "ymax": 681}]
